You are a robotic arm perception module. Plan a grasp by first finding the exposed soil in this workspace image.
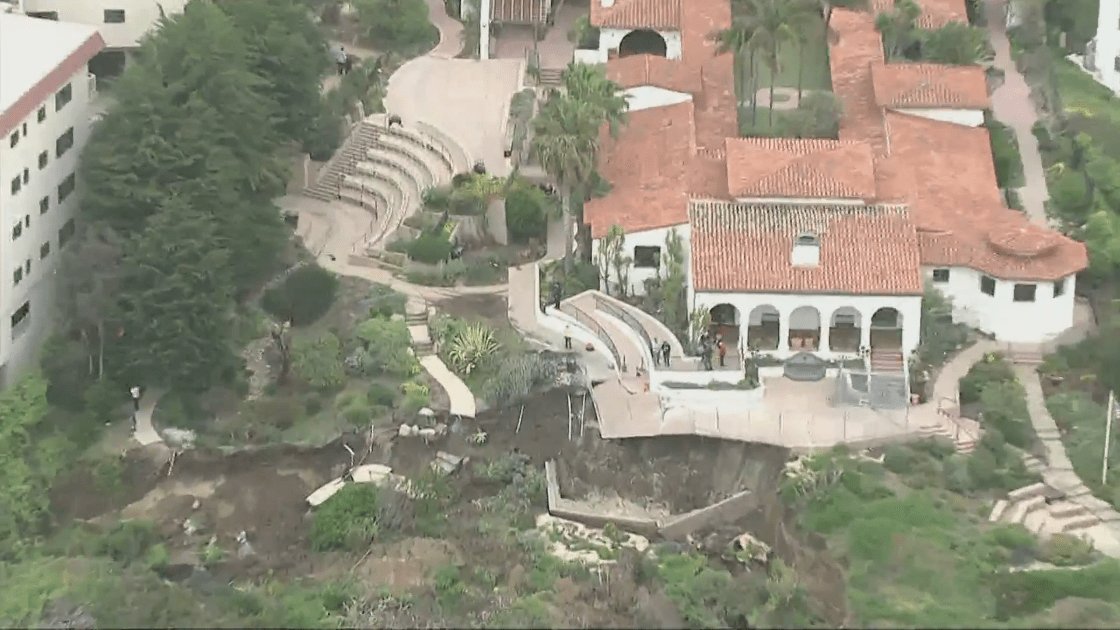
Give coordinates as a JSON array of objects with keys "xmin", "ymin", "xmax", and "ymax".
[{"xmin": 432, "ymin": 293, "xmax": 511, "ymax": 333}]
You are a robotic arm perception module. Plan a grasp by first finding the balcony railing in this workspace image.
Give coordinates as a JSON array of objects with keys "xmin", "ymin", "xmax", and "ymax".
[{"xmin": 561, "ymin": 302, "xmax": 622, "ymax": 369}]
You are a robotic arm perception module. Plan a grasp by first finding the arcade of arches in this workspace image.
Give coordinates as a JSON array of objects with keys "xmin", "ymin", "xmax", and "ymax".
[{"xmin": 706, "ymin": 303, "xmax": 904, "ymax": 354}]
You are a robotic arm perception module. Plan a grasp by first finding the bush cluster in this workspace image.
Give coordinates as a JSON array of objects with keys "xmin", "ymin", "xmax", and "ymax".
[{"xmin": 261, "ymin": 264, "xmax": 339, "ymax": 326}]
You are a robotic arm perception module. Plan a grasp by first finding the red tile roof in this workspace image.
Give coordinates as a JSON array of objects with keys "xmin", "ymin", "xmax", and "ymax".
[
  {"xmin": 590, "ymin": 0, "xmax": 682, "ymax": 30},
  {"xmin": 871, "ymin": 62, "xmax": 991, "ymax": 109},
  {"xmin": 585, "ymin": 101, "xmax": 696, "ymax": 238},
  {"xmin": 490, "ymin": 0, "xmax": 551, "ymax": 23},
  {"xmin": 724, "ymin": 138, "xmax": 878, "ymax": 199},
  {"xmin": 0, "ymin": 31, "xmax": 105, "ymax": 137},
  {"xmin": 870, "ymin": 0, "xmax": 969, "ymax": 29},
  {"xmin": 606, "ymin": 54, "xmax": 702, "ymax": 94},
  {"xmin": 689, "ymin": 201, "xmax": 923, "ymax": 294}
]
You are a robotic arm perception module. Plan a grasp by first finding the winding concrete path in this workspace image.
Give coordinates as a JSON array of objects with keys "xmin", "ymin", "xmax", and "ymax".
[
  {"xmin": 985, "ymin": 0, "xmax": 1051, "ymax": 226},
  {"xmin": 132, "ymin": 388, "xmax": 167, "ymax": 446}
]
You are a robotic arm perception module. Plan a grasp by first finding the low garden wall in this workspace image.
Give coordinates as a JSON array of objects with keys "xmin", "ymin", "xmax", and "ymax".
[{"xmin": 544, "ymin": 460, "xmax": 755, "ymax": 540}]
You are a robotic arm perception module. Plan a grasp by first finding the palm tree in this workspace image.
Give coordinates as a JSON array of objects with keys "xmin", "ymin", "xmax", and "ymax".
[
  {"xmin": 751, "ymin": 0, "xmax": 800, "ymax": 127},
  {"xmin": 561, "ymin": 62, "xmax": 629, "ymax": 138},
  {"xmin": 876, "ymin": 0, "xmax": 921, "ymax": 61},
  {"xmin": 530, "ymin": 95, "xmax": 601, "ymax": 271},
  {"xmin": 713, "ymin": 18, "xmax": 764, "ymax": 125},
  {"xmin": 789, "ymin": 0, "xmax": 823, "ymax": 100},
  {"xmin": 921, "ymin": 21, "xmax": 992, "ymax": 65}
]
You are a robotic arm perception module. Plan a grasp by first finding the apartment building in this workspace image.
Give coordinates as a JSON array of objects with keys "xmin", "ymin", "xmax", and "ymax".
[{"xmin": 0, "ymin": 13, "xmax": 104, "ymax": 384}]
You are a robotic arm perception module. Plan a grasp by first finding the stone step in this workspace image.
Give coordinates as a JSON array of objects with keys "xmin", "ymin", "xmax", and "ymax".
[
  {"xmin": 989, "ymin": 499, "xmax": 1009, "ymax": 522},
  {"xmin": 1023, "ymin": 509, "xmax": 1049, "ymax": 535},
  {"xmin": 1004, "ymin": 495, "xmax": 1046, "ymax": 525},
  {"xmin": 1008, "ymin": 482, "xmax": 1050, "ymax": 503},
  {"xmin": 1048, "ymin": 501, "xmax": 1089, "ymax": 519},
  {"xmin": 1061, "ymin": 513, "xmax": 1101, "ymax": 533}
]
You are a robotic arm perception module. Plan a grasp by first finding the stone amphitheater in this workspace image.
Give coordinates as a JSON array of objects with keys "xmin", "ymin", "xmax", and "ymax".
[{"xmin": 302, "ymin": 112, "xmax": 474, "ymax": 258}]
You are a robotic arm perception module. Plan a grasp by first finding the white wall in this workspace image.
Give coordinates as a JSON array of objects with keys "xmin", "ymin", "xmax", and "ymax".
[
  {"xmin": 894, "ymin": 107, "xmax": 985, "ymax": 127},
  {"xmin": 592, "ymin": 224, "xmax": 691, "ymax": 298},
  {"xmin": 692, "ymin": 292, "xmax": 922, "ymax": 360},
  {"xmin": 624, "ymin": 86, "xmax": 691, "ymax": 112},
  {"xmin": 924, "ymin": 266, "xmax": 1076, "ymax": 343},
  {"xmin": 1090, "ymin": 0, "xmax": 1120, "ymax": 92},
  {"xmin": 599, "ymin": 26, "xmax": 683, "ymax": 61},
  {"xmin": 22, "ymin": 0, "xmax": 188, "ymax": 48},
  {"xmin": 0, "ymin": 67, "xmax": 95, "ymax": 382}
]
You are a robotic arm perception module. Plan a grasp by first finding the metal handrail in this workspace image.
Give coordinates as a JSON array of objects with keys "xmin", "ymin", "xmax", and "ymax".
[
  {"xmin": 593, "ymin": 295, "xmax": 653, "ymax": 353},
  {"xmin": 561, "ymin": 302, "xmax": 622, "ymax": 368}
]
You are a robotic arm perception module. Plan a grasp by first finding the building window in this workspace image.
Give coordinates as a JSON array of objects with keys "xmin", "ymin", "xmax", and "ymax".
[
  {"xmin": 12, "ymin": 267, "xmax": 21, "ymax": 286},
  {"xmin": 39, "ymin": 196, "xmax": 49, "ymax": 214},
  {"xmin": 38, "ymin": 151, "xmax": 48, "ymax": 170},
  {"xmin": 40, "ymin": 242, "xmax": 50, "ymax": 259},
  {"xmin": 10, "ymin": 176, "xmax": 20, "ymax": 196},
  {"xmin": 58, "ymin": 218, "xmax": 76, "ymax": 247},
  {"xmin": 104, "ymin": 9, "xmax": 126, "ymax": 22},
  {"xmin": 58, "ymin": 173, "xmax": 76, "ymax": 203},
  {"xmin": 55, "ymin": 83, "xmax": 72, "ymax": 111},
  {"xmin": 1053, "ymin": 278, "xmax": 1066, "ymax": 297},
  {"xmin": 37, "ymin": 106, "xmax": 46, "ymax": 123},
  {"xmin": 930, "ymin": 268, "xmax": 950, "ymax": 283},
  {"xmin": 11, "ymin": 300, "xmax": 31, "ymax": 339},
  {"xmin": 980, "ymin": 275, "xmax": 995, "ymax": 296},
  {"xmin": 55, "ymin": 127, "xmax": 74, "ymax": 158},
  {"xmin": 633, "ymin": 245, "xmax": 661, "ymax": 269},
  {"xmin": 22, "ymin": 168, "xmax": 28, "ymax": 185},
  {"xmin": 8, "ymin": 130, "xmax": 17, "ymax": 148},
  {"xmin": 12, "ymin": 222, "xmax": 22, "ymax": 240},
  {"xmin": 1013, "ymin": 283, "xmax": 1037, "ymax": 302}
]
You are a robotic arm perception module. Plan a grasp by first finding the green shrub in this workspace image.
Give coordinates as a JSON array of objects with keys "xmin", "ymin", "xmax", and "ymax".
[
  {"xmin": 363, "ymin": 284, "xmax": 406, "ymax": 318},
  {"xmin": 959, "ymin": 352, "xmax": 1016, "ymax": 404},
  {"xmin": 401, "ymin": 380, "xmax": 430, "ymax": 415},
  {"xmin": 386, "ymin": 237, "xmax": 410, "ymax": 254},
  {"xmin": 992, "ymin": 560, "xmax": 1120, "ymax": 619},
  {"xmin": 979, "ymin": 380, "xmax": 1035, "ymax": 449},
  {"xmin": 261, "ymin": 264, "xmax": 339, "ymax": 326},
  {"xmin": 406, "ymin": 233, "xmax": 453, "ymax": 264},
  {"xmin": 340, "ymin": 396, "xmax": 373, "ymax": 426},
  {"xmin": 310, "ymin": 484, "xmax": 381, "ymax": 551},
  {"xmin": 480, "ymin": 355, "xmax": 559, "ymax": 406},
  {"xmin": 96, "ymin": 520, "xmax": 161, "ymax": 565},
  {"xmin": 303, "ymin": 392, "xmax": 324, "ymax": 415},
  {"xmin": 986, "ymin": 118, "xmax": 1025, "ymax": 189},
  {"xmin": 505, "ymin": 184, "xmax": 549, "ymax": 242},
  {"xmin": 406, "ymin": 260, "xmax": 465, "ymax": 286},
  {"xmin": 302, "ymin": 109, "xmax": 343, "ymax": 162},
  {"xmin": 422, "ymin": 186, "xmax": 452, "ymax": 210},
  {"xmin": 353, "ymin": 0, "xmax": 438, "ymax": 55},
  {"xmin": 1040, "ymin": 533, "xmax": 1094, "ymax": 566},
  {"xmin": 464, "ymin": 257, "xmax": 504, "ymax": 285},
  {"xmin": 352, "ymin": 317, "xmax": 419, "ymax": 377},
  {"xmin": 448, "ymin": 188, "xmax": 486, "ymax": 215},
  {"xmin": 366, "ymin": 382, "xmax": 396, "ymax": 406},
  {"xmin": 292, "ymin": 332, "xmax": 346, "ymax": 390}
]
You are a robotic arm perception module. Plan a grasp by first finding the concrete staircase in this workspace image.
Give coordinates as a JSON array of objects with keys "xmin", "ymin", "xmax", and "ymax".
[
  {"xmin": 870, "ymin": 349, "xmax": 905, "ymax": 373},
  {"xmin": 305, "ymin": 115, "xmax": 472, "ymax": 255},
  {"xmin": 988, "ymin": 482, "xmax": 1102, "ymax": 538},
  {"xmin": 918, "ymin": 398, "xmax": 981, "ymax": 453},
  {"xmin": 539, "ymin": 67, "xmax": 564, "ymax": 87},
  {"xmin": 406, "ymin": 301, "xmax": 433, "ymax": 357}
]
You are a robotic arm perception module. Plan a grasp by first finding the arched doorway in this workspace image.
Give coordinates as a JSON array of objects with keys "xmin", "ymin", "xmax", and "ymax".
[
  {"xmin": 829, "ymin": 307, "xmax": 862, "ymax": 352},
  {"xmin": 709, "ymin": 303, "xmax": 740, "ymax": 347},
  {"xmin": 870, "ymin": 307, "xmax": 903, "ymax": 350},
  {"xmin": 618, "ymin": 29, "xmax": 668, "ymax": 58},
  {"xmin": 746, "ymin": 305, "xmax": 780, "ymax": 351},
  {"xmin": 788, "ymin": 306, "xmax": 821, "ymax": 351}
]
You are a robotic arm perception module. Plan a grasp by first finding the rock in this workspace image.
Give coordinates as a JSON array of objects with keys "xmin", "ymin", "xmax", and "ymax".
[
  {"xmin": 191, "ymin": 499, "xmax": 201, "ymax": 510},
  {"xmin": 418, "ymin": 407, "xmax": 436, "ymax": 418},
  {"xmin": 183, "ymin": 518, "xmax": 201, "ymax": 536},
  {"xmin": 732, "ymin": 532, "xmax": 772, "ymax": 565},
  {"xmin": 399, "ymin": 424, "xmax": 418, "ymax": 437}
]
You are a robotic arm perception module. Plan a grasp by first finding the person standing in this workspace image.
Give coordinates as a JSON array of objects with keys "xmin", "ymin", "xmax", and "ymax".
[
  {"xmin": 660, "ymin": 340, "xmax": 671, "ymax": 368},
  {"xmin": 651, "ymin": 337, "xmax": 660, "ymax": 367},
  {"xmin": 564, "ymin": 325, "xmax": 573, "ymax": 350},
  {"xmin": 717, "ymin": 336, "xmax": 727, "ymax": 368},
  {"xmin": 333, "ymin": 45, "xmax": 347, "ymax": 75},
  {"xmin": 551, "ymin": 281, "xmax": 562, "ymax": 310}
]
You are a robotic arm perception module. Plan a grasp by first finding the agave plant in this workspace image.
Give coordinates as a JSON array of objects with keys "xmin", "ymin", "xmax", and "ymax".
[{"xmin": 448, "ymin": 324, "xmax": 500, "ymax": 375}]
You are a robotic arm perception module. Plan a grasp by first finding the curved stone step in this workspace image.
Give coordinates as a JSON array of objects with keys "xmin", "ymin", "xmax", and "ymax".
[
  {"xmin": 355, "ymin": 160, "xmax": 423, "ymax": 200},
  {"xmin": 371, "ymin": 134, "xmax": 453, "ymax": 184},
  {"xmin": 340, "ymin": 175, "xmax": 391, "ymax": 210},
  {"xmin": 342, "ymin": 173, "xmax": 404, "ymax": 211},
  {"xmin": 362, "ymin": 150, "xmax": 433, "ymax": 191},
  {"xmin": 369, "ymin": 113, "xmax": 466, "ymax": 176}
]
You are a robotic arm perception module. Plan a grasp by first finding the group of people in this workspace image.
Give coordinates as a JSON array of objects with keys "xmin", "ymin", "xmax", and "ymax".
[{"xmin": 697, "ymin": 332, "xmax": 728, "ymax": 371}]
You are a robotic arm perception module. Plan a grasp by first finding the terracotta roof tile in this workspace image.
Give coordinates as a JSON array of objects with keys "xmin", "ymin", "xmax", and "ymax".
[
  {"xmin": 584, "ymin": 101, "xmax": 695, "ymax": 238},
  {"xmin": 490, "ymin": 0, "xmax": 551, "ymax": 23},
  {"xmin": 606, "ymin": 54, "xmax": 703, "ymax": 93},
  {"xmin": 871, "ymin": 0, "xmax": 968, "ymax": 29},
  {"xmin": 724, "ymin": 138, "xmax": 877, "ymax": 199},
  {"xmin": 871, "ymin": 62, "xmax": 991, "ymax": 109},
  {"xmin": 689, "ymin": 202, "xmax": 923, "ymax": 294},
  {"xmin": 590, "ymin": 0, "xmax": 682, "ymax": 30},
  {"xmin": 690, "ymin": 149, "xmax": 729, "ymax": 199}
]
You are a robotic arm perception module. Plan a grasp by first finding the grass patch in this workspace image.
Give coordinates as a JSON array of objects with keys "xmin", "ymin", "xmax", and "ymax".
[
  {"xmin": 738, "ymin": 16, "xmax": 832, "ymax": 95},
  {"xmin": 1053, "ymin": 56, "xmax": 1120, "ymax": 160},
  {"xmin": 1046, "ymin": 391, "xmax": 1120, "ymax": 508}
]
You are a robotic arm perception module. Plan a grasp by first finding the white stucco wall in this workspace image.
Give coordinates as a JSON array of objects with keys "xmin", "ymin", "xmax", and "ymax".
[
  {"xmin": 894, "ymin": 107, "xmax": 985, "ymax": 127},
  {"xmin": 592, "ymin": 224, "xmax": 691, "ymax": 298},
  {"xmin": 598, "ymin": 26, "xmax": 682, "ymax": 61},
  {"xmin": 924, "ymin": 266, "xmax": 1076, "ymax": 343},
  {"xmin": 692, "ymin": 292, "xmax": 922, "ymax": 360},
  {"xmin": 0, "ymin": 67, "xmax": 95, "ymax": 383},
  {"xmin": 1090, "ymin": 0, "xmax": 1120, "ymax": 93},
  {"xmin": 22, "ymin": 0, "xmax": 189, "ymax": 49},
  {"xmin": 624, "ymin": 85, "xmax": 691, "ymax": 112}
]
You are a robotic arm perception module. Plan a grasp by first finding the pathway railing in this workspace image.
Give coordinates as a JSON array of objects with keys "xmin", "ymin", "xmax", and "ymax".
[
  {"xmin": 561, "ymin": 302, "xmax": 623, "ymax": 369},
  {"xmin": 593, "ymin": 294, "xmax": 653, "ymax": 353}
]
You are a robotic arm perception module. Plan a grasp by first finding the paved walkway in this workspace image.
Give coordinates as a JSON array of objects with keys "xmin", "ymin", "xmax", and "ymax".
[
  {"xmin": 423, "ymin": 0, "xmax": 464, "ymax": 59},
  {"xmin": 132, "ymin": 388, "xmax": 167, "ymax": 446},
  {"xmin": 985, "ymin": 0, "xmax": 1051, "ymax": 226}
]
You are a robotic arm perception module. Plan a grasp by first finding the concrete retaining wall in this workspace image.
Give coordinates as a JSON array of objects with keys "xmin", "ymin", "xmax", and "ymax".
[{"xmin": 544, "ymin": 460, "xmax": 754, "ymax": 541}]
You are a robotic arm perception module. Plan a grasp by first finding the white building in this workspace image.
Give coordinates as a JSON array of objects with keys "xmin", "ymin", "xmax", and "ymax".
[
  {"xmin": 0, "ymin": 13, "xmax": 104, "ymax": 384},
  {"xmin": 582, "ymin": 1, "xmax": 1086, "ymax": 375},
  {"xmin": 1085, "ymin": 0, "xmax": 1120, "ymax": 93}
]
